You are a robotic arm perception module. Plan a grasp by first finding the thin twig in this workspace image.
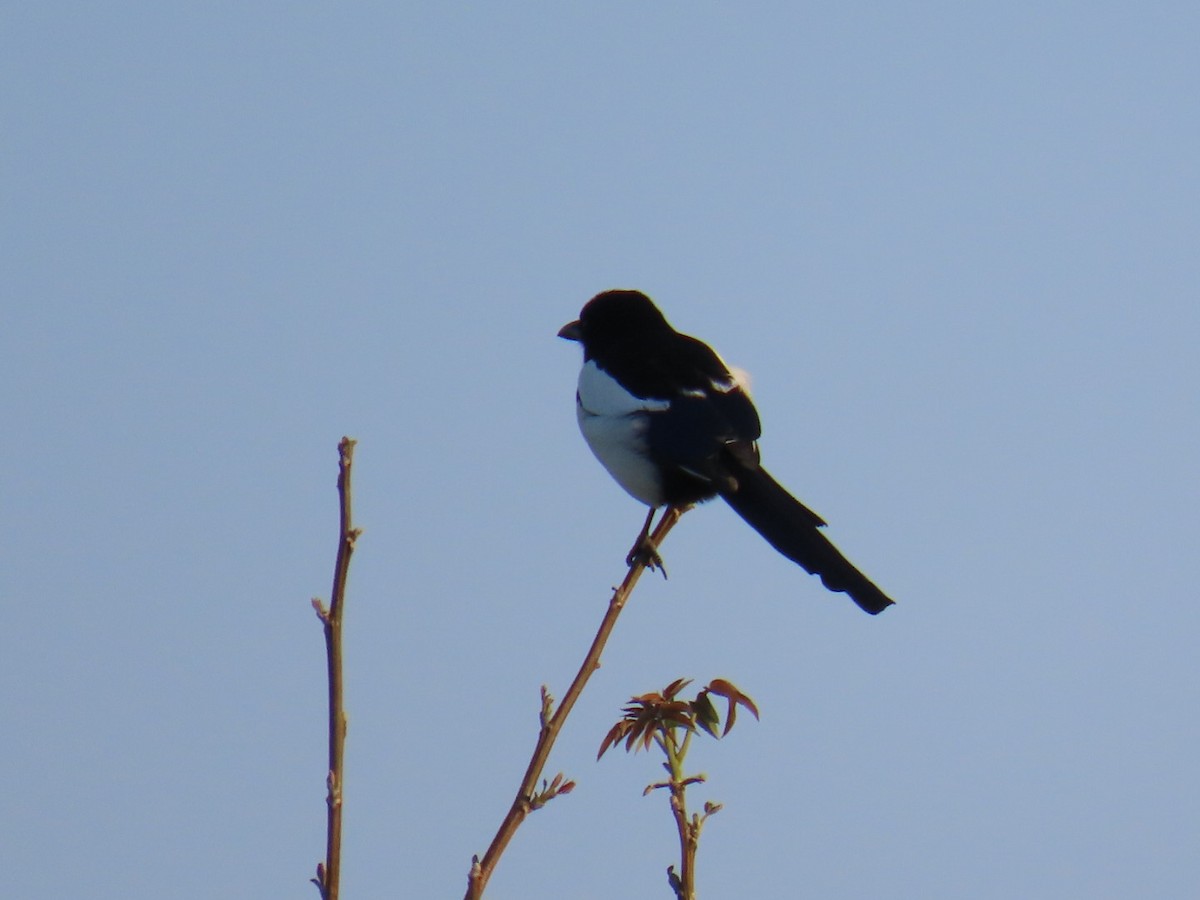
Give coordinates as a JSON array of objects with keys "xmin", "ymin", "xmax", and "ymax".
[
  {"xmin": 662, "ymin": 730, "xmax": 699, "ymax": 900},
  {"xmin": 464, "ymin": 507, "xmax": 686, "ymax": 899},
  {"xmin": 311, "ymin": 437, "xmax": 361, "ymax": 900}
]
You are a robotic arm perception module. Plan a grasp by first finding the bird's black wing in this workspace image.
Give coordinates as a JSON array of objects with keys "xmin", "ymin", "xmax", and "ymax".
[{"xmin": 620, "ymin": 332, "xmax": 763, "ymax": 490}]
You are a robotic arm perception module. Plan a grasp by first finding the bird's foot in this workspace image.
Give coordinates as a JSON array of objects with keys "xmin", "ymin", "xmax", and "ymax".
[{"xmin": 626, "ymin": 534, "xmax": 668, "ymax": 579}]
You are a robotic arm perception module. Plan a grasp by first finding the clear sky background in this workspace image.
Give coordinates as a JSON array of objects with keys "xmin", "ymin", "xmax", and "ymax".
[{"xmin": 4, "ymin": 4, "xmax": 1198, "ymax": 898}]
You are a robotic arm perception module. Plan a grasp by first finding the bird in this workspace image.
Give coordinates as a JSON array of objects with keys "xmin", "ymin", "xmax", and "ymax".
[{"xmin": 558, "ymin": 289, "xmax": 895, "ymax": 615}]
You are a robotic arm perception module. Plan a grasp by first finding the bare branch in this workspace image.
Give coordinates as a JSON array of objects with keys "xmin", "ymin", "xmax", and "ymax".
[
  {"xmin": 312, "ymin": 437, "xmax": 360, "ymax": 900},
  {"xmin": 463, "ymin": 507, "xmax": 686, "ymax": 899}
]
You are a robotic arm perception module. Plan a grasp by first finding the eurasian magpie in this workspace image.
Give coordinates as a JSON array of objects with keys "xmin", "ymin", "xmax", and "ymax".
[{"xmin": 559, "ymin": 289, "xmax": 895, "ymax": 615}]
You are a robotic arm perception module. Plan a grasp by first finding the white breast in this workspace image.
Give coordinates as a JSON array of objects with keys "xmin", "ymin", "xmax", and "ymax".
[{"xmin": 575, "ymin": 360, "xmax": 669, "ymax": 507}]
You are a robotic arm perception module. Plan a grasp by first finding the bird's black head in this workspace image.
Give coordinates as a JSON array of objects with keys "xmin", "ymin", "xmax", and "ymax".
[{"xmin": 558, "ymin": 290, "xmax": 673, "ymax": 350}]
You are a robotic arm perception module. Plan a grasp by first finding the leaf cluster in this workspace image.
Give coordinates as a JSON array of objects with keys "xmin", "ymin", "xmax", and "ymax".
[{"xmin": 597, "ymin": 678, "xmax": 759, "ymax": 759}]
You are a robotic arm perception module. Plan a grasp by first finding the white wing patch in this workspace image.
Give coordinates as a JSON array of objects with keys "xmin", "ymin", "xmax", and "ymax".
[
  {"xmin": 719, "ymin": 364, "xmax": 753, "ymax": 396},
  {"xmin": 678, "ymin": 364, "xmax": 752, "ymax": 400},
  {"xmin": 576, "ymin": 360, "xmax": 670, "ymax": 416}
]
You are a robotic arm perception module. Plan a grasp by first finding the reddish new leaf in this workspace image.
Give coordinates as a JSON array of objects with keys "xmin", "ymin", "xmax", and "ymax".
[{"xmin": 705, "ymin": 679, "xmax": 760, "ymax": 736}]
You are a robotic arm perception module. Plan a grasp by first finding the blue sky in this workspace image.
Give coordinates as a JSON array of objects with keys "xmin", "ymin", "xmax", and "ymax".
[{"xmin": 4, "ymin": 3, "xmax": 1198, "ymax": 898}]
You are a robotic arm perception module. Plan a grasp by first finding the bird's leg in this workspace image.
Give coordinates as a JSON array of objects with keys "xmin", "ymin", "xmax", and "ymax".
[
  {"xmin": 625, "ymin": 507, "xmax": 658, "ymax": 567},
  {"xmin": 627, "ymin": 507, "xmax": 668, "ymax": 578}
]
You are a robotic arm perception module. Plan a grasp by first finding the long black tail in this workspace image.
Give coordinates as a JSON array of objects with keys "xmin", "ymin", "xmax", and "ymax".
[{"xmin": 718, "ymin": 464, "xmax": 895, "ymax": 615}]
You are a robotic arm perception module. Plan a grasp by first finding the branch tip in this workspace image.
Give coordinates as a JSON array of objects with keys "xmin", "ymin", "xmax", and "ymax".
[{"xmin": 312, "ymin": 436, "xmax": 357, "ymax": 900}]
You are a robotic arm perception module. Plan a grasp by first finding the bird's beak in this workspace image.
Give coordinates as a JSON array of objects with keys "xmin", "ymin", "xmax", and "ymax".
[{"xmin": 557, "ymin": 320, "xmax": 582, "ymax": 341}]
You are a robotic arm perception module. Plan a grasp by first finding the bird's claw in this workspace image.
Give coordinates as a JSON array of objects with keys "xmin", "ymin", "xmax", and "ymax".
[{"xmin": 627, "ymin": 537, "xmax": 668, "ymax": 579}]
